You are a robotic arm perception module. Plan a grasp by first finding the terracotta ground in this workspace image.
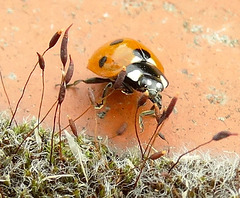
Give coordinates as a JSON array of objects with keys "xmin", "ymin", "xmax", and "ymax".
[{"xmin": 0, "ymin": 1, "xmax": 240, "ymax": 156}]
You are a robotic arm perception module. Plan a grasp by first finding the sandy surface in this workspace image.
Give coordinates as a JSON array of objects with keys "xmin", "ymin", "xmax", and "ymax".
[{"xmin": 0, "ymin": 1, "xmax": 240, "ymax": 155}]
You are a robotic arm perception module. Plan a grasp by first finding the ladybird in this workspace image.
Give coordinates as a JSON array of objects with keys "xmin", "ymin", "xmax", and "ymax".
[{"xmin": 74, "ymin": 38, "xmax": 169, "ymax": 110}]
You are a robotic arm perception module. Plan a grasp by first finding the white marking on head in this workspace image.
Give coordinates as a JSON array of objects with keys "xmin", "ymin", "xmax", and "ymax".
[
  {"xmin": 160, "ymin": 75, "xmax": 169, "ymax": 89},
  {"xmin": 127, "ymin": 70, "xmax": 142, "ymax": 82},
  {"xmin": 131, "ymin": 56, "xmax": 157, "ymax": 67},
  {"xmin": 146, "ymin": 58, "xmax": 156, "ymax": 66},
  {"xmin": 146, "ymin": 79, "xmax": 152, "ymax": 86},
  {"xmin": 156, "ymin": 82, "xmax": 162, "ymax": 90},
  {"xmin": 131, "ymin": 56, "xmax": 143, "ymax": 63}
]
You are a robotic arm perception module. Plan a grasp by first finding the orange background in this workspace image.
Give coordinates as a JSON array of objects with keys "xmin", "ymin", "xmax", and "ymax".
[{"xmin": 0, "ymin": 1, "xmax": 239, "ymax": 155}]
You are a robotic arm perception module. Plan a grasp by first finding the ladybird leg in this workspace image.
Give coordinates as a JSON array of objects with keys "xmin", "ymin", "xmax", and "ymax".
[
  {"xmin": 83, "ymin": 77, "xmax": 112, "ymax": 84},
  {"xmin": 67, "ymin": 77, "xmax": 112, "ymax": 87},
  {"xmin": 95, "ymin": 68, "xmax": 128, "ymax": 109},
  {"xmin": 139, "ymin": 92, "xmax": 163, "ymax": 130},
  {"xmin": 95, "ymin": 82, "xmax": 113, "ymax": 109},
  {"xmin": 139, "ymin": 107, "xmax": 155, "ymax": 132},
  {"xmin": 120, "ymin": 81, "xmax": 134, "ymax": 94}
]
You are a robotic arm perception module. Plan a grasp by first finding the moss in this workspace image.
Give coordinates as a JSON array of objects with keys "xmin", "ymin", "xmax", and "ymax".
[{"xmin": 0, "ymin": 114, "xmax": 240, "ymax": 197}]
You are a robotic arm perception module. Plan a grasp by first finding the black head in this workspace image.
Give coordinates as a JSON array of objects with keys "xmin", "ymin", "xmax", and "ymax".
[{"xmin": 124, "ymin": 62, "xmax": 169, "ymax": 109}]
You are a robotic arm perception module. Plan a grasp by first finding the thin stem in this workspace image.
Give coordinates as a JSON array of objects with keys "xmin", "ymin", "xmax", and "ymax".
[
  {"xmin": 15, "ymin": 100, "xmax": 58, "ymax": 154},
  {"xmin": 145, "ymin": 123, "xmax": 164, "ymax": 159},
  {"xmin": 94, "ymin": 109, "xmax": 99, "ymax": 149},
  {"xmin": 58, "ymin": 104, "xmax": 63, "ymax": 159},
  {"xmin": 9, "ymin": 46, "xmax": 50, "ymax": 127},
  {"xmin": 9, "ymin": 62, "xmax": 38, "ymax": 126},
  {"xmin": 168, "ymin": 139, "xmax": 213, "ymax": 173},
  {"xmin": 37, "ymin": 70, "xmax": 45, "ymax": 131},
  {"xmin": 55, "ymin": 105, "xmax": 91, "ymax": 136},
  {"xmin": 42, "ymin": 48, "xmax": 49, "ymax": 56},
  {"xmin": 0, "ymin": 71, "xmax": 17, "ymax": 126},
  {"xmin": 50, "ymin": 103, "xmax": 59, "ymax": 165},
  {"xmin": 134, "ymin": 107, "xmax": 143, "ymax": 158}
]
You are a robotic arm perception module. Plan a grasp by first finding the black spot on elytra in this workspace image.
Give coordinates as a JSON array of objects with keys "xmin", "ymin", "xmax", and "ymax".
[
  {"xmin": 133, "ymin": 48, "xmax": 151, "ymax": 60},
  {"xmin": 110, "ymin": 39, "xmax": 124, "ymax": 46},
  {"xmin": 99, "ymin": 56, "xmax": 107, "ymax": 68}
]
